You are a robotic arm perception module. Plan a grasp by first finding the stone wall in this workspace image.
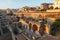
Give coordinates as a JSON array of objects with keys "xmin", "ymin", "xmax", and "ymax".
[
  {"xmin": 46, "ymin": 9, "xmax": 60, "ymax": 12},
  {"xmin": 0, "ymin": 33, "xmax": 12, "ymax": 40},
  {"xmin": 15, "ymin": 12, "xmax": 60, "ymax": 19}
]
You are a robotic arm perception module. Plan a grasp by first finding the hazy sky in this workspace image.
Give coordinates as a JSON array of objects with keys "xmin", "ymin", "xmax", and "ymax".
[{"xmin": 0, "ymin": 0, "xmax": 54, "ymax": 9}]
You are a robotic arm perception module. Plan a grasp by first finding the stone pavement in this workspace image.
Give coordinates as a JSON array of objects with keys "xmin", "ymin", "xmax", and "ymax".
[{"xmin": 37, "ymin": 35, "xmax": 60, "ymax": 40}]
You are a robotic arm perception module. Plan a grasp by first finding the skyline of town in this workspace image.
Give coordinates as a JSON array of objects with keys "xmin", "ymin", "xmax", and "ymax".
[{"xmin": 0, "ymin": 0, "xmax": 53, "ymax": 9}]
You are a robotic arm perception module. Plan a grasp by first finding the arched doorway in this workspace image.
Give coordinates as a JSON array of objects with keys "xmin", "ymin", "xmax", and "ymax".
[
  {"xmin": 18, "ymin": 22, "xmax": 22, "ymax": 29},
  {"xmin": 39, "ymin": 22, "xmax": 46, "ymax": 36},
  {"xmin": 12, "ymin": 27, "xmax": 19, "ymax": 35},
  {"xmin": 32, "ymin": 24, "xmax": 38, "ymax": 32},
  {"xmin": 29, "ymin": 23, "xmax": 32, "ymax": 30}
]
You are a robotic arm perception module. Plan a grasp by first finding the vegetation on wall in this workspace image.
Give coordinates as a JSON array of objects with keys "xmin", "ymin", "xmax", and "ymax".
[{"xmin": 51, "ymin": 19, "xmax": 60, "ymax": 36}]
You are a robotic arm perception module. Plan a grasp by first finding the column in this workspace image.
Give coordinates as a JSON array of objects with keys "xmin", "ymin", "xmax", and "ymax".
[{"xmin": 0, "ymin": 28, "xmax": 3, "ymax": 35}]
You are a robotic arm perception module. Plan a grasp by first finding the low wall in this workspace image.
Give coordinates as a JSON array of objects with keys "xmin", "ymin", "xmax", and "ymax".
[{"xmin": 46, "ymin": 9, "xmax": 60, "ymax": 12}]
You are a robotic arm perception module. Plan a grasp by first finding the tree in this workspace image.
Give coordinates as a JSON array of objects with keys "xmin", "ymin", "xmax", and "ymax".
[
  {"xmin": 18, "ymin": 22, "xmax": 22, "ymax": 29},
  {"xmin": 49, "ymin": 6, "xmax": 54, "ymax": 9},
  {"xmin": 52, "ymin": 19, "xmax": 60, "ymax": 31},
  {"xmin": 40, "ymin": 9, "xmax": 47, "ymax": 11},
  {"xmin": 51, "ymin": 19, "xmax": 60, "ymax": 36},
  {"xmin": 55, "ymin": 7, "xmax": 59, "ymax": 9}
]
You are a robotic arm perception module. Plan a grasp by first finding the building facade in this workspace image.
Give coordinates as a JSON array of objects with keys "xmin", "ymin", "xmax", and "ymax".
[
  {"xmin": 54, "ymin": 0, "xmax": 60, "ymax": 8},
  {"xmin": 40, "ymin": 3, "xmax": 53, "ymax": 9}
]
